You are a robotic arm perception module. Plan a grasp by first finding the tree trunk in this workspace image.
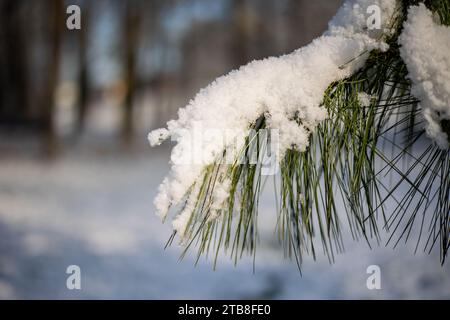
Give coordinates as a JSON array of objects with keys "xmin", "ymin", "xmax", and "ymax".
[
  {"xmin": 75, "ymin": 3, "xmax": 89, "ymax": 136},
  {"xmin": 42, "ymin": 0, "xmax": 63, "ymax": 156},
  {"xmin": 230, "ymin": 0, "xmax": 249, "ymax": 68},
  {"xmin": 122, "ymin": 0, "xmax": 141, "ymax": 146},
  {"xmin": 0, "ymin": 0, "xmax": 29, "ymax": 125}
]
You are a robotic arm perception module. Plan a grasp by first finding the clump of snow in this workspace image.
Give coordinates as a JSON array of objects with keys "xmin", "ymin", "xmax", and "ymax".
[
  {"xmin": 208, "ymin": 177, "xmax": 231, "ymax": 220},
  {"xmin": 357, "ymin": 92, "xmax": 373, "ymax": 107},
  {"xmin": 148, "ymin": 128, "xmax": 170, "ymax": 147},
  {"xmin": 399, "ymin": 4, "xmax": 450, "ymax": 149},
  {"xmin": 149, "ymin": 0, "xmax": 399, "ymax": 228}
]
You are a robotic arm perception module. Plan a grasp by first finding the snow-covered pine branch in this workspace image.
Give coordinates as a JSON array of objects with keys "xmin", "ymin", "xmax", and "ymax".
[
  {"xmin": 148, "ymin": 0, "xmax": 450, "ymax": 267},
  {"xmin": 149, "ymin": 0, "xmax": 398, "ymax": 230}
]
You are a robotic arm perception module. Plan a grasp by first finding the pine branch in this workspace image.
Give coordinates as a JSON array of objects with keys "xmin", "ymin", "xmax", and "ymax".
[{"xmin": 155, "ymin": 0, "xmax": 450, "ymax": 270}]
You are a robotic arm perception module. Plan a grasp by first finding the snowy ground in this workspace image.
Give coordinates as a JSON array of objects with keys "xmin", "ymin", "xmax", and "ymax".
[{"xmin": 0, "ymin": 145, "xmax": 449, "ymax": 299}]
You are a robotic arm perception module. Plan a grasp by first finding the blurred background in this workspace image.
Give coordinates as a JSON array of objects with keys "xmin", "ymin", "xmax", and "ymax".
[{"xmin": 0, "ymin": 0, "xmax": 449, "ymax": 299}]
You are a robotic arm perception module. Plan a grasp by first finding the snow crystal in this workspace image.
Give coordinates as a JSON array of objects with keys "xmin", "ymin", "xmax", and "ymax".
[
  {"xmin": 399, "ymin": 4, "xmax": 450, "ymax": 149},
  {"xmin": 150, "ymin": 0, "xmax": 399, "ymax": 223}
]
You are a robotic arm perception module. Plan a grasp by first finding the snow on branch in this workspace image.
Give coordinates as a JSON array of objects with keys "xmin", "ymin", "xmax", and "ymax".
[
  {"xmin": 148, "ymin": 0, "xmax": 399, "ymax": 230},
  {"xmin": 399, "ymin": 4, "xmax": 450, "ymax": 149}
]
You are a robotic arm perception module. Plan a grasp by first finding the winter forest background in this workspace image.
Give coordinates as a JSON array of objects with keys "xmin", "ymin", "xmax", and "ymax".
[{"xmin": 0, "ymin": 0, "xmax": 449, "ymax": 299}]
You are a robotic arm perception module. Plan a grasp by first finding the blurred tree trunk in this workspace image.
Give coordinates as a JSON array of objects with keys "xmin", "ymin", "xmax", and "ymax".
[
  {"xmin": 75, "ymin": 3, "xmax": 90, "ymax": 136},
  {"xmin": 286, "ymin": 0, "xmax": 306, "ymax": 51},
  {"xmin": 230, "ymin": 0, "xmax": 249, "ymax": 68},
  {"xmin": 0, "ymin": 0, "xmax": 29, "ymax": 124},
  {"xmin": 122, "ymin": 0, "xmax": 141, "ymax": 146},
  {"xmin": 145, "ymin": 1, "xmax": 165, "ymax": 129},
  {"xmin": 252, "ymin": 0, "xmax": 276, "ymax": 59},
  {"xmin": 42, "ymin": 0, "xmax": 64, "ymax": 156}
]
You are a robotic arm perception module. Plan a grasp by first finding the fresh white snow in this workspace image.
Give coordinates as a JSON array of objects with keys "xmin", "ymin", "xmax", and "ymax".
[
  {"xmin": 399, "ymin": 4, "xmax": 450, "ymax": 149},
  {"xmin": 357, "ymin": 92, "xmax": 373, "ymax": 107}
]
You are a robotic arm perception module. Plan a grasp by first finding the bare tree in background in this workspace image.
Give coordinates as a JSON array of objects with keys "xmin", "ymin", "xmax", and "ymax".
[
  {"xmin": 40, "ymin": 0, "xmax": 64, "ymax": 155},
  {"xmin": 0, "ymin": 0, "xmax": 29, "ymax": 125},
  {"xmin": 286, "ymin": 0, "xmax": 306, "ymax": 52},
  {"xmin": 230, "ymin": 0, "xmax": 249, "ymax": 68},
  {"xmin": 75, "ymin": 2, "xmax": 90, "ymax": 136},
  {"xmin": 122, "ymin": 0, "xmax": 142, "ymax": 146}
]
